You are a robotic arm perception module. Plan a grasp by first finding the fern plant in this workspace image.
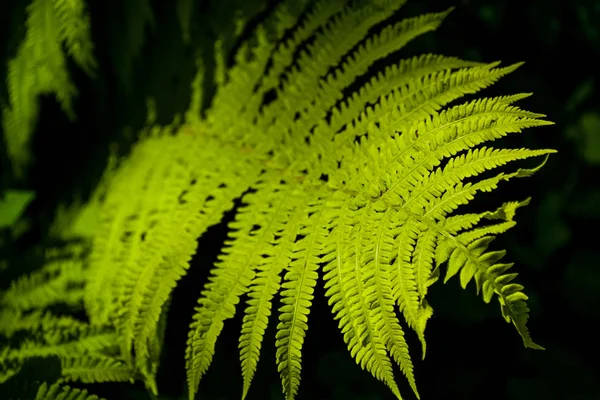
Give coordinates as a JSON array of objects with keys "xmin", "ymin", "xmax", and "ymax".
[
  {"xmin": 0, "ymin": 0, "xmax": 554, "ymax": 399},
  {"xmin": 1, "ymin": 0, "xmax": 95, "ymax": 179}
]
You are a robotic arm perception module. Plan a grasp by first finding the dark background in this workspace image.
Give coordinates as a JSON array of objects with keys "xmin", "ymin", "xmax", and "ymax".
[{"xmin": 0, "ymin": 0, "xmax": 598, "ymax": 399}]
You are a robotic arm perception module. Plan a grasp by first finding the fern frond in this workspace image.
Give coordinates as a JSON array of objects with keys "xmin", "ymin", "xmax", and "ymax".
[
  {"xmin": 32, "ymin": 2, "xmax": 553, "ymax": 399},
  {"xmin": 424, "ymin": 155, "xmax": 551, "ymax": 220},
  {"xmin": 59, "ymin": 355, "xmax": 133, "ymax": 384},
  {"xmin": 179, "ymin": 0, "xmax": 553, "ymax": 395},
  {"xmin": 442, "ymin": 236, "xmax": 544, "ymax": 349},
  {"xmin": 2, "ymin": 0, "xmax": 95, "ymax": 178},
  {"xmin": 51, "ymin": 0, "xmax": 96, "ymax": 75},
  {"xmin": 322, "ymin": 197, "xmax": 402, "ymax": 399},
  {"xmin": 0, "ymin": 322, "xmax": 116, "ymax": 373},
  {"xmin": 275, "ymin": 199, "xmax": 328, "ymax": 400},
  {"xmin": 34, "ymin": 382, "xmax": 105, "ymax": 400},
  {"xmin": 238, "ymin": 185, "xmax": 306, "ymax": 399},
  {"xmin": 81, "ymin": 126, "xmax": 261, "ymax": 393},
  {"xmin": 185, "ymin": 180, "xmax": 305, "ymax": 399},
  {"xmin": 206, "ymin": 0, "xmax": 315, "ymax": 137},
  {"xmin": 361, "ymin": 206, "xmax": 419, "ymax": 397},
  {"xmin": 260, "ymin": 0, "xmax": 407, "ymax": 152},
  {"xmin": 1, "ymin": 257, "xmax": 85, "ymax": 312},
  {"xmin": 300, "ymin": 8, "xmax": 456, "ymax": 150}
]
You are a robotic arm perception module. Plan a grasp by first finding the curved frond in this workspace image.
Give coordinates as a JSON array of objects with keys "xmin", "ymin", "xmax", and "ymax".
[
  {"xmin": 0, "ymin": 2, "xmax": 553, "ymax": 400},
  {"xmin": 180, "ymin": 2, "xmax": 552, "ymax": 399}
]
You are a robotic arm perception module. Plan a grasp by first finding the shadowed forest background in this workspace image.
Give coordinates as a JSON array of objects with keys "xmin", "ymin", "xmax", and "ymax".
[{"xmin": 0, "ymin": 0, "xmax": 598, "ymax": 399}]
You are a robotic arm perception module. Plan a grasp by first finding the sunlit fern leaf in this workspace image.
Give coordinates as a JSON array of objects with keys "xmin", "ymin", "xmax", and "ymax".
[
  {"xmin": 205, "ymin": 0, "xmax": 316, "ymax": 137},
  {"xmin": 256, "ymin": 0, "xmax": 409, "ymax": 153},
  {"xmin": 3, "ymin": 0, "xmax": 552, "ymax": 399},
  {"xmin": 238, "ymin": 185, "xmax": 305, "ymax": 399},
  {"xmin": 274, "ymin": 196, "xmax": 330, "ymax": 400},
  {"xmin": 182, "ymin": 1, "xmax": 552, "ymax": 399}
]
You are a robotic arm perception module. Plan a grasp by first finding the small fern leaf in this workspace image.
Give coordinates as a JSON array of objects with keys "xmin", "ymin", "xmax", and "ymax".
[
  {"xmin": 239, "ymin": 186, "xmax": 305, "ymax": 399},
  {"xmin": 275, "ymin": 206, "xmax": 326, "ymax": 400},
  {"xmin": 59, "ymin": 355, "xmax": 134, "ymax": 384},
  {"xmin": 403, "ymin": 148, "xmax": 554, "ymax": 212},
  {"xmin": 389, "ymin": 217, "xmax": 428, "ymax": 357},
  {"xmin": 424, "ymin": 155, "xmax": 553, "ymax": 221},
  {"xmin": 240, "ymin": 259, "xmax": 286, "ymax": 400},
  {"xmin": 292, "ymin": 7, "xmax": 456, "ymax": 147},
  {"xmin": 362, "ymin": 206, "xmax": 419, "ymax": 398},
  {"xmin": 333, "ymin": 203, "xmax": 402, "ymax": 399},
  {"xmin": 412, "ymin": 229, "xmax": 437, "ymax": 306},
  {"xmin": 441, "ymin": 233, "xmax": 544, "ymax": 349},
  {"xmin": 186, "ymin": 181, "xmax": 295, "ymax": 398},
  {"xmin": 484, "ymin": 265, "xmax": 545, "ymax": 350},
  {"xmin": 498, "ymin": 284, "xmax": 545, "ymax": 350},
  {"xmin": 322, "ymin": 54, "xmax": 484, "ymax": 151}
]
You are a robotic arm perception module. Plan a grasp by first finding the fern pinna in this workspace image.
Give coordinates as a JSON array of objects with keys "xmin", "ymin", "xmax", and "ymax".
[{"xmin": 0, "ymin": 0, "xmax": 554, "ymax": 399}]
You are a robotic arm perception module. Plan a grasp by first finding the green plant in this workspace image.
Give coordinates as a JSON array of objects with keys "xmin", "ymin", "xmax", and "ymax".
[
  {"xmin": 0, "ymin": 1, "xmax": 554, "ymax": 399},
  {"xmin": 1, "ymin": 0, "xmax": 95, "ymax": 179}
]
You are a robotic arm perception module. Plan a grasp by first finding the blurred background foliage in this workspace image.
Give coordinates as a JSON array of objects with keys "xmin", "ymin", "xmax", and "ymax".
[{"xmin": 0, "ymin": 0, "xmax": 599, "ymax": 399}]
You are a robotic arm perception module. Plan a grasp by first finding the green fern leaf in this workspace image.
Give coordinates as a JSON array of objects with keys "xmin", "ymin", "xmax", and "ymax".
[
  {"xmin": 6, "ymin": 1, "xmax": 554, "ymax": 399},
  {"xmin": 178, "ymin": 1, "xmax": 553, "ymax": 398}
]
